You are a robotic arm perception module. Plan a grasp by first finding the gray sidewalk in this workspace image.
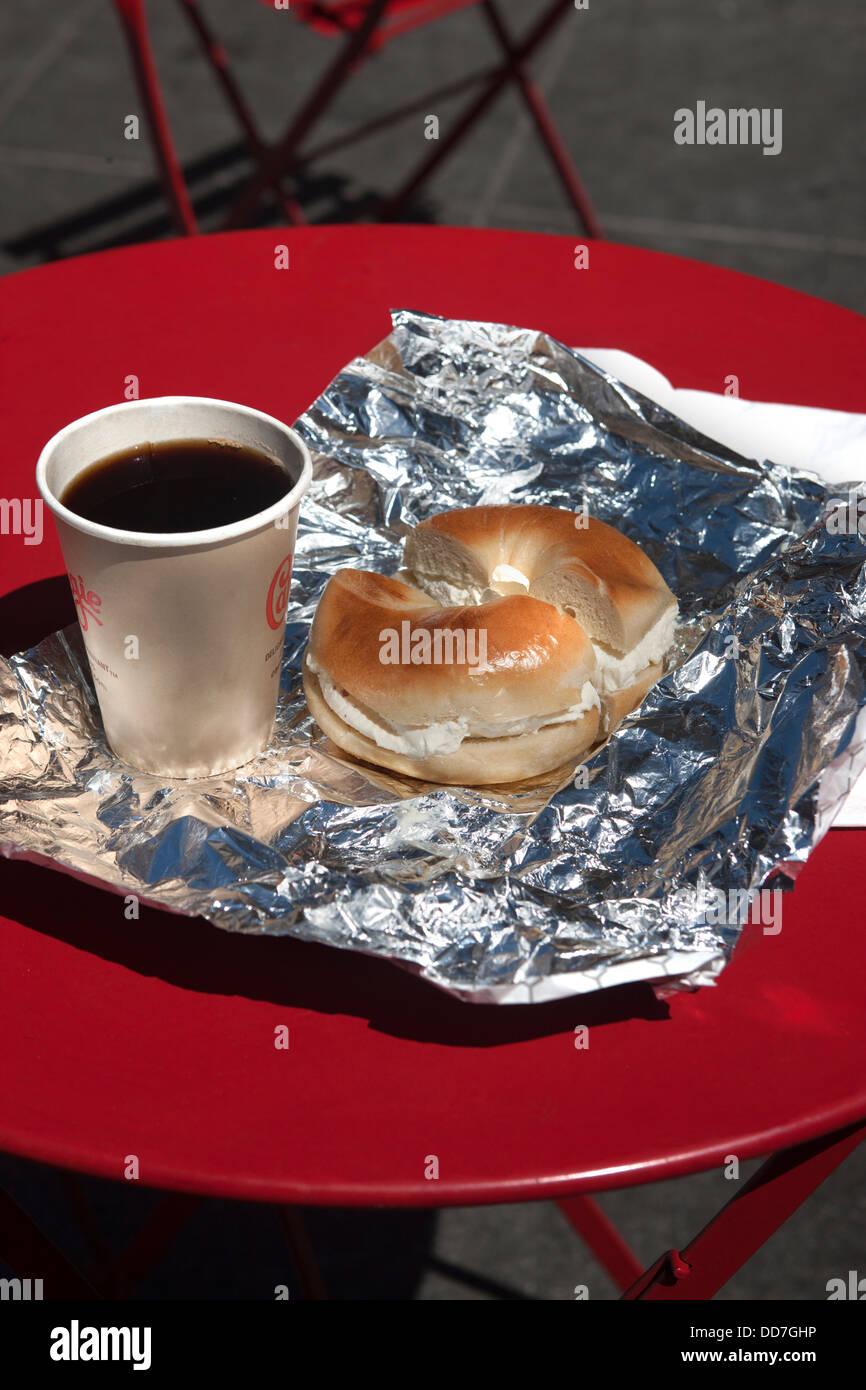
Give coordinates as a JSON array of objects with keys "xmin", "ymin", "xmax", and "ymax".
[{"xmin": 0, "ymin": 0, "xmax": 863, "ymax": 312}]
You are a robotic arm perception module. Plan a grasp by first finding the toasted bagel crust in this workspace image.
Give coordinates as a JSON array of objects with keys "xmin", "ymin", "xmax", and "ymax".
[
  {"xmin": 306, "ymin": 568, "xmax": 599, "ymax": 727},
  {"xmin": 404, "ymin": 504, "xmax": 675, "ymax": 651},
  {"xmin": 304, "ymin": 505, "xmax": 677, "ymax": 785}
]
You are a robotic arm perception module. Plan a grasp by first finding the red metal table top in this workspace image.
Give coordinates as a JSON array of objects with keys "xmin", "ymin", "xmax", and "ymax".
[{"xmin": 1, "ymin": 226, "xmax": 865, "ymax": 1206}]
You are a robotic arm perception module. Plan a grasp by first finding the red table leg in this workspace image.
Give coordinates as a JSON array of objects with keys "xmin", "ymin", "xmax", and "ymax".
[
  {"xmin": 1, "ymin": 1171, "xmax": 332, "ymax": 1300},
  {"xmin": 623, "ymin": 1119, "xmax": 866, "ymax": 1300},
  {"xmin": 556, "ymin": 1193, "xmax": 645, "ymax": 1291},
  {"xmin": 59, "ymin": 1172, "xmax": 115, "ymax": 1288},
  {"xmin": 278, "ymin": 1207, "xmax": 329, "ymax": 1300},
  {"xmin": 105, "ymin": 1192, "xmax": 201, "ymax": 1299},
  {"xmin": 0, "ymin": 1185, "xmax": 103, "ymax": 1299}
]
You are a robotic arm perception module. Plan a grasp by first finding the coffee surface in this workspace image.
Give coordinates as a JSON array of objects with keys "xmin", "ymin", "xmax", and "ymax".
[{"xmin": 60, "ymin": 439, "xmax": 291, "ymax": 532}]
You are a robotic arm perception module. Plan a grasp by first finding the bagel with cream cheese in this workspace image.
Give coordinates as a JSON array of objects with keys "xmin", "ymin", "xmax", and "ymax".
[{"xmin": 303, "ymin": 505, "xmax": 678, "ymax": 785}]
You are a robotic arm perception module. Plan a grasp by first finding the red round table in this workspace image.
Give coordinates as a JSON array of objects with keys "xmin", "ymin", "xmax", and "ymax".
[{"xmin": 1, "ymin": 227, "xmax": 865, "ymax": 1300}]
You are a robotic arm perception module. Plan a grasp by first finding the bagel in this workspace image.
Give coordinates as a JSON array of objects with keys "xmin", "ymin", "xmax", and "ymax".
[
  {"xmin": 402, "ymin": 505, "xmax": 677, "ymax": 693},
  {"xmin": 303, "ymin": 505, "xmax": 678, "ymax": 785},
  {"xmin": 304, "ymin": 568, "xmax": 601, "ymax": 783},
  {"xmin": 303, "ymin": 666, "xmax": 600, "ymax": 786}
]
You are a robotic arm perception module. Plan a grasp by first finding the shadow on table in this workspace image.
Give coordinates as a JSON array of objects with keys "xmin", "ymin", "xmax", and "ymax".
[
  {"xmin": 0, "ymin": 855, "xmax": 669, "ymax": 1046},
  {"xmin": 0, "ymin": 575, "xmax": 74, "ymax": 659},
  {"xmin": 1, "ymin": 576, "xmax": 670, "ymax": 1044}
]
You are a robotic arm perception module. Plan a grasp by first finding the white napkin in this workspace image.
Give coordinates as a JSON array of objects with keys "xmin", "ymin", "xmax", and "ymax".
[{"xmin": 577, "ymin": 348, "xmax": 866, "ymax": 826}]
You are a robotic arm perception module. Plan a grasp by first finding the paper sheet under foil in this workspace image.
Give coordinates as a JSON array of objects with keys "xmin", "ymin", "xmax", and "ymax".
[{"xmin": 3, "ymin": 309, "xmax": 866, "ymax": 1004}]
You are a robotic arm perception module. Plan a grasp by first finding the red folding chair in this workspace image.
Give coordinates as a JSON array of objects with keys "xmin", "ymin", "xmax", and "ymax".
[{"xmin": 113, "ymin": 0, "xmax": 602, "ymax": 238}]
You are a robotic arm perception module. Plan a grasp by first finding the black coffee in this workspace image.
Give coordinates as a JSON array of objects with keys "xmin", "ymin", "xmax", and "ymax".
[{"xmin": 60, "ymin": 439, "xmax": 291, "ymax": 532}]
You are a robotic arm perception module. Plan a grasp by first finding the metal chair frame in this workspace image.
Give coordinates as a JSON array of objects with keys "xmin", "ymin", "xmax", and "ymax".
[{"xmin": 112, "ymin": 0, "xmax": 602, "ymax": 237}]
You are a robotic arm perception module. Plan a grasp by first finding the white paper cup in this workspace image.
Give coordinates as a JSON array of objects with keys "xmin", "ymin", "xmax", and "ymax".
[{"xmin": 36, "ymin": 396, "xmax": 312, "ymax": 777}]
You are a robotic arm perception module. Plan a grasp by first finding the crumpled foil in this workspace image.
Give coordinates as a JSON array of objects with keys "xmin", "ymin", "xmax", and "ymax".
[{"xmin": 3, "ymin": 308, "xmax": 866, "ymax": 1004}]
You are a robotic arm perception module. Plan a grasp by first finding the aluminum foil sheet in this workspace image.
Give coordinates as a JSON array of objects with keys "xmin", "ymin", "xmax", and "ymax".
[{"xmin": 3, "ymin": 308, "xmax": 866, "ymax": 1004}]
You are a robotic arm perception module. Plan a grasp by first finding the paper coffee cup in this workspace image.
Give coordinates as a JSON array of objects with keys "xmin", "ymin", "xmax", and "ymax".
[{"xmin": 36, "ymin": 396, "xmax": 312, "ymax": 777}]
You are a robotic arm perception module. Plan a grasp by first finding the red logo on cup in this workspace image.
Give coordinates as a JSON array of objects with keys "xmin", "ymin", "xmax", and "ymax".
[
  {"xmin": 267, "ymin": 554, "xmax": 293, "ymax": 630},
  {"xmin": 68, "ymin": 573, "xmax": 103, "ymax": 631}
]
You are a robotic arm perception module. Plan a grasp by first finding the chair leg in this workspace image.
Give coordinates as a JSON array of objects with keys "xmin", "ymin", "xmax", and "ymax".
[
  {"xmin": 222, "ymin": 0, "xmax": 391, "ymax": 230},
  {"xmin": 378, "ymin": 0, "xmax": 583, "ymax": 226},
  {"xmin": 113, "ymin": 0, "xmax": 198, "ymax": 236},
  {"xmin": 173, "ymin": 0, "xmax": 307, "ymax": 226},
  {"xmin": 480, "ymin": 0, "xmax": 602, "ymax": 237}
]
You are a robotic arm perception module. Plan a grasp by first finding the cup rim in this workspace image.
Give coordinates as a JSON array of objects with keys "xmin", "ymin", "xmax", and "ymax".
[{"xmin": 35, "ymin": 395, "xmax": 314, "ymax": 549}]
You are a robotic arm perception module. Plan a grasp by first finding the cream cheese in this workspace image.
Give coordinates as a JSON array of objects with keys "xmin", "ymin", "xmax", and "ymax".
[
  {"xmin": 591, "ymin": 604, "xmax": 678, "ymax": 695},
  {"xmin": 490, "ymin": 563, "xmax": 530, "ymax": 591},
  {"xmin": 307, "ymin": 654, "xmax": 600, "ymax": 757},
  {"xmin": 402, "ymin": 567, "xmax": 530, "ymax": 607},
  {"xmin": 400, "ymin": 572, "xmax": 486, "ymax": 608}
]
